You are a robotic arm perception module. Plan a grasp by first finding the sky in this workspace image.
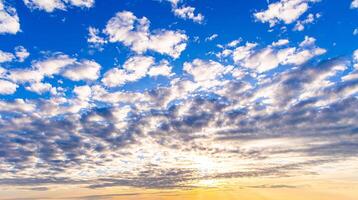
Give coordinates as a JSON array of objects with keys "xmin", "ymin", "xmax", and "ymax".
[{"xmin": 0, "ymin": 0, "xmax": 358, "ymax": 199}]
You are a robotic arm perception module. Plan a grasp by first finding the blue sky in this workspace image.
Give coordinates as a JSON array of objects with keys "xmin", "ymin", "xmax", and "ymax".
[
  {"xmin": 0, "ymin": 0, "xmax": 358, "ymax": 199},
  {"xmin": 0, "ymin": 0, "xmax": 357, "ymax": 100}
]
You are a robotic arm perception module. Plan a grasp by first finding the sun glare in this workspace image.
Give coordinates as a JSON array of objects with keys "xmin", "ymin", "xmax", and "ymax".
[{"xmin": 195, "ymin": 156, "xmax": 216, "ymax": 174}]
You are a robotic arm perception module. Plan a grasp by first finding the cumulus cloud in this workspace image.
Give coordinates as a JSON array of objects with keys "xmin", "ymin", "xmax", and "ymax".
[
  {"xmin": 293, "ymin": 13, "xmax": 321, "ymax": 31},
  {"xmin": 271, "ymin": 39, "xmax": 289, "ymax": 46},
  {"xmin": 227, "ymin": 36, "xmax": 326, "ymax": 73},
  {"xmin": 23, "ymin": 0, "xmax": 66, "ymax": 12},
  {"xmin": 74, "ymin": 85, "xmax": 92, "ymax": 100},
  {"xmin": 101, "ymin": 56, "xmax": 173, "ymax": 88},
  {"xmin": 0, "ymin": 79, "xmax": 17, "ymax": 94},
  {"xmin": 0, "ymin": 47, "xmax": 29, "ymax": 63},
  {"xmin": 64, "ymin": 0, "xmax": 94, "ymax": 8},
  {"xmin": 161, "ymin": 0, "xmax": 204, "ymax": 23},
  {"xmin": 3, "ymin": 54, "xmax": 101, "ymax": 94},
  {"xmin": 14, "ymin": 46, "xmax": 30, "ymax": 62},
  {"xmin": 183, "ymin": 59, "xmax": 232, "ymax": 82},
  {"xmin": 0, "ymin": 49, "xmax": 15, "ymax": 63},
  {"xmin": 102, "ymin": 56, "xmax": 156, "ymax": 87},
  {"xmin": 0, "ymin": 0, "xmax": 20, "ymax": 34},
  {"xmin": 62, "ymin": 60, "xmax": 101, "ymax": 81},
  {"xmin": 33, "ymin": 54, "xmax": 76, "ymax": 77},
  {"xmin": 25, "ymin": 82, "xmax": 53, "ymax": 94},
  {"xmin": 87, "ymin": 26, "xmax": 106, "ymax": 45},
  {"xmin": 254, "ymin": 0, "xmax": 320, "ymax": 27},
  {"xmin": 147, "ymin": 60, "xmax": 173, "ymax": 77},
  {"xmin": 173, "ymin": 6, "xmax": 204, "ymax": 24},
  {"xmin": 352, "ymin": 0, "xmax": 358, "ymax": 9},
  {"xmin": 104, "ymin": 11, "xmax": 187, "ymax": 58},
  {"xmin": 23, "ymin": 0, "xmax": 95, "ymax": 12}
]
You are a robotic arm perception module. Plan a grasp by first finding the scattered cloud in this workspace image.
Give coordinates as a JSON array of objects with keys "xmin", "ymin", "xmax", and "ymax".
[
  {"xmin": 220, "ymin": 36, "xmax": 326, "ymax": 73},
  {"xmin": 0, "ymin": 0, "xmax": 20, "ymax": 34},
  {"xmin": 293, "ymin": 13, "xmax": 321, "ymax": 31},
  {"xmin": 104, "ymin": 11, "xmax": 187, "ymax": 58},
  {"xmin": 147, "ymin": 60, "xmax": 173, "ymax": 77},
  {"xmin": 254, "ymin": 0, "xmax": 321, "ymax": 27},
  {"xmin": 0, "ymin": 49, "xmax": 15, "ymax": 63},
  {"xmin": 205, "ymin": 34, "xmax": 218, "ymax": 42},
  {"xmin": 23, "ymin": 0, "xmax": 95, "ymax": 12},
  {"xmin": 25, "ymin": 82, "xmax": 53, "ymax": 94},
  {"xmin": 2, "ymin": 54, "xmax": 101, "ymax": 94},
  {"xmin": 162, "ymin": 0, "xmax": 204, "ymax": 23},
  {"xmin": 173, "ymin": 6, "xmax": 204, "ymax": 24},
  {"xmin": 14, "ymin": 46, "xmax": 30, "ymax": 62},
  {"xmin": 87, "ymin": 27, "xmax": 106, "ymax": 45},
  {"xmin": 102, "ymin": 56, "xmax": 172, "ymax": 87},
  {"xmin": 0, "ymin": 79, "xmax": 18, "ymax": 94},
  {"xmin": 62, "ymin": 60, "xmax": 101, "ymax": 81}
]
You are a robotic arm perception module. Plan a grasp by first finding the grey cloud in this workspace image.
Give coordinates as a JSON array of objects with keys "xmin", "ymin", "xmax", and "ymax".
[{"xmin": 0, "ymin": 55, "xmax": 358, "ymax": 190}]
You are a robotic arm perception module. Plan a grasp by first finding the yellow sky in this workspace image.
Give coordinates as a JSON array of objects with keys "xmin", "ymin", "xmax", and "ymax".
[{"xmin": 1, "ymin": 176, "xmax": 358, "ymax": 200}]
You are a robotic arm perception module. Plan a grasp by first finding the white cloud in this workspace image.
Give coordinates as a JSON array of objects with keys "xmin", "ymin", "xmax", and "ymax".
[
  {"xmin": 7, "ymin": 54, "xmax": 100, "ymax": 91},
  {"xmin": 353, "ymin": 49, "xmax": 358, "ymax": 69},
  {"xmin": 25, "ymin": 82, "xmax": 53, "ymax": 94},
  {"xmin": 102, "ymin": 56, "xmax": 155, "ymax": 87},
  {"xmin": 205, "ymin": 34, "xmax": 218, "ymax": 42},
  {"xmin": 101, "ymin": 68, "xmax": 126, "ymax": 87},
  {"xmin": 231, "ymin": 36, "xmax": 326, "ymax": 73},
  {"xmin": 0, "ymin": 49, "xmax": 14, "ymax": 63},
  {"xmin": 62, "ymin": 60, "xmax": 101, "ymax": 81},
  {"xmin": 254, "ymin": 0, "xmax": 320, "ymax": 27},
  {"xmin": 8, "ymin": 69, "xmax": 44, "ymax": 83},
  {"xmin": 14, "ymin": 46, "xmax": 30, "ymax": 62},
  {"xmin": 0, "ymin": 0, "xmax": 20, "ymax": 34},
  {"xmin": 293, "ymin": 13, "xmax": 320, "ymax": 31},
  {"xmin": 104, "ymin": 11, "xmax": 187, "ymax": 58},
  {"xmin": 0, "ymin": 79, "xmax": 18, "ymax": 95},
  {"xmin": 148, "ymin": 60, "xmax": 173, "ymax": 77},
  {"xmin": 87, "ymin": 27, "xmax": 106, "ymax": 45},
  {"xmin": 354, "ymin": 49, "xmax": 358, "ymax": 62},
  {"xmin": 173, "ymin": 6, "xmax": 204, "ymax": 24},
  {"xmin": 227, "ymin": 39, "xmax": 242, "ymax": 47},
  {"xmin": 162, "ymin": 0, "xmax": 204, "ymax": 23},
  {"xmin": 165, "ymin": 0, "xmax": 180, "ymax": 6},
  {"xmin": 232, "ymin": 42, "xmax": 258, "ymax": 63},
  {"xmin": 23, "ymin": 0, "xmax": 66, "ymax": 12},
  {"xmin": 299, "ymin": 35, "xmax": 316, "ymax": 47},
  {"xmin": 149, "ymin": 30, "xmax": 188, "ymax": 58},
  {"xmin": 183, "ymin": 59, "xmax": 232, "ymax": 82},
  {"xmin": 102, "ymin": 56, "xmax": 173, "ymax": 87},
  {"xmin": 23, "ymin": 0, "xmax": 95, "ymax": 12},
  {"xmin": 352, "ymin": 0, "xmax": 358, "ymax": 9},
  {"xmin": 64, "ymin": 0, "xmax": 94, "ymax": 8},
  {"xmin": 271, "ymin": 39, "xmax": 289, "ymax": 47},
  {"xmin": 33, "ymin": 54, "xmax": 76, "ymax": 77},
  {"xmin": 74, "ymin": 85, "xmax": 92, "ymax": 100}
]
